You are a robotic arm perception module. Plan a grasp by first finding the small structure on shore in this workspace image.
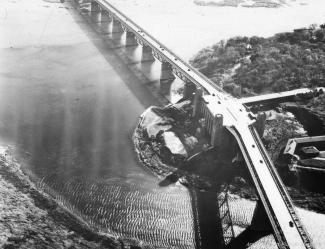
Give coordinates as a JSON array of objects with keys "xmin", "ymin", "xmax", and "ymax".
[{"xmin": 284, "ymin": 135, "xmax": 325, "ymax": 172}]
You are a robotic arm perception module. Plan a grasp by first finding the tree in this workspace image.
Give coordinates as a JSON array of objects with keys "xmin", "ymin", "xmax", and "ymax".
[{"xmin": 191, "ymin": 25, "xmax": 325, "ymax": 97}]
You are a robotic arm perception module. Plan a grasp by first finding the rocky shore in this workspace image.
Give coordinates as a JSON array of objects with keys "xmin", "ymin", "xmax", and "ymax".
[
  {"xmin": 259, "ymin": 96, "xmax": 325, "ymax": 213},
  {"xmin": 133, "ymin": 106, "xmax": 215, "ymax": 191},
  {"xmin": 0, "ymin": 147, "xmax": 143, "ymax": 249},
  {"xmin": 133, "ymin": 98, "xmax": 325, "ymax": 214},
  {"xmin": 133, "ymin": 104, "xmax": 260, "ymax": 202}
]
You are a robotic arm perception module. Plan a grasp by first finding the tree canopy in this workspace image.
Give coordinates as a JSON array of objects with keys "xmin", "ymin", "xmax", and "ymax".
[{"xmin": 190, "ymin": 24, "xmax": 325, "ymax": 96}]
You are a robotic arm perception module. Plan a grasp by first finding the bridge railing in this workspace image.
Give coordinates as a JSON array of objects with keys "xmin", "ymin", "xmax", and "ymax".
[
  {"xmin": 85, "ymin": 1, "xmax": 314, "ymax": 248},
  {"xmin": 93, "ymin": 0, "xmax": 230, "ymax": 98},
  {"xmin": 228, "ymin": 125, "xmax": 314, "ymax": 249},
  {"xmin": 249, "ymin": 126, "xmax": 313, "ymax": 248}
]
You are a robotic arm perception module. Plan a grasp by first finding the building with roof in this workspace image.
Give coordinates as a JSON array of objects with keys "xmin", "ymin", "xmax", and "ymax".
[{"xmin": 284, "ymin": 135, "xmax": 325, "ymax": 172}]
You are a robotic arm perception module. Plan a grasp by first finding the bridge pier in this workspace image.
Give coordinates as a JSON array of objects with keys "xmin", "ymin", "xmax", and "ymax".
[
  {"xmin": 226, "ymin": 201, "xmax": 271, "ymax": 249},
  {"xmin": 71, "ymin": 2, "xmax": 314, "ymax": 247},
  {"xmin": 255, "ymin": 113, "xmax": 266, "ymax": 137},
  {"xmin": 100, "ymin": 10, "xmax": 111, "ymax": 23},
  {"xmin": 251, "ymin": 201, "xmax": 272, "ymax": 232},
  {"xmin": 90, "ymin": 1, "xmax": 100, "ymax": 12},
  {"xmin": 191, "ymin": 190, "xmax": 225, "ymax": 249},
  {"xmin": 111, "ymin": 19, "xmax": 123, "ymax": 33},
  {"xmin": 90, "ymin": 2, "xmax": 102, "ymax": 24},
  {"xmin": 100, "ymin": 11, "xmax": 111, "ymax": 34},
  {"xmin": 124, "ymin": 32, "xmax": 139, "ymax": 60},
  {"xmin": 111, "ymin": 19, "xmax": 124, "ymax": 43},
  {"xmin": 183, "ymin": 81, "xmax": 196, "ymax": 100},
  {"xmin": 141, "ymin": 45, "xmax": 155, "ymax": 63},
  {"xmin": 160, "ymin": 62, "xmax": 175, "ymax": 95},
  {"xmin": 125, "ymin": 32, "xmax": 138, "ymax": 47},
  {"xmin": 192, "ymin": 87, "xmax": 203, "ymax": 117},
  {"xmin": 211, "ymin": 114, "xmax": 224, "ymax": 147}
]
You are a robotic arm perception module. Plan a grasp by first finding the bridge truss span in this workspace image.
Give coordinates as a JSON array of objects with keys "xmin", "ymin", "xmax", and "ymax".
[
  {"xmin": 92, "ymin": 0, "xmax": 232, "ymax": 98},
  {"xmin": 227, "ymin": 125, "xmax": 314, "ymax": 249},
  {"xmin": 85, "ymin": 0, "xmax": 315, "ymax": 248}
]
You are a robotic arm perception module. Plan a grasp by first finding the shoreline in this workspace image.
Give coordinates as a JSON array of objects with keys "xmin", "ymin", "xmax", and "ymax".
[
  {"xmin": 132, "ymin": 98, "xmax": 325, "ymax": 248},
  {"xmin": 108, "ymin": 0, "xmax": 325, "ymax": 61},
  {"xmin": 132, "ymin": 105, "xmax": 259, "ymax": 198},
  {"xmin": 0, "ymin": 147, "xmax": 144, "ymax": 249}
]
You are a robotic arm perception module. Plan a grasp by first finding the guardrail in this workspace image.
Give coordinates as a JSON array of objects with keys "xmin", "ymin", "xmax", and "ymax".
[
  {"xmin": 228, "ymin": 125, "xmax": 314, "ymax": 249},
  {"xmin": 227, "ymin": 126, "xmax": 286, "ymax": 247},
  {"xmin": 249, "ymin": 126, "xmax": 313, "ymax": 249},
  {"xmin": 86, "ymin": 1, "xmax": 315, "ymax": 248},
  {"xmin": 93, "ymin": 0, "xmax": 230, "ymax": 98}
]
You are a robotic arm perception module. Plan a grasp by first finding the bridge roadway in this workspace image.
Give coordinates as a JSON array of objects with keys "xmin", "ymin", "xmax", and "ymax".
[
  {"xmin": 240, "ymin": 87, "xmax": 325, "ymax": 106},
  {"xmin": 92, "ymin": 0, "xmax": 314, "ymax": 248}
]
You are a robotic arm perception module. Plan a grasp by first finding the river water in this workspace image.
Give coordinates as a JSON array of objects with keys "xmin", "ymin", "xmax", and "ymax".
[
  {"xmin": 0, "ymin": 0, "xmax": 199, "ymax": 248},
  {"xmin": 1, "ymin": 0, "xmax": 325, "ymax": 248},
  {"xmin": 107, "ymin": 0, "xmax": 325, "ymax": 61}
]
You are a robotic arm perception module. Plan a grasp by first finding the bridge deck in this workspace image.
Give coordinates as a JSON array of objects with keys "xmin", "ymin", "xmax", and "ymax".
[
  {"xmin": 96, "ymin": 0, "xmax": 230, "ymax": 97},
  {"xmin": 229, "ymin": 125, "xmax": 312, "ymax": 249},
  {"xmin": 240, "ymin": 88, "xmax": 325, "ymax": 105},
  {"xmin": 92, "ymin": 0, "xmax": 314, "ymax": 248}
]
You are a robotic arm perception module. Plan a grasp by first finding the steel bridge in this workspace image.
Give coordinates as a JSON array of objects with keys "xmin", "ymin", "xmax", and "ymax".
[
  {"xmin": 80, "ymin": 0, "xmax": 315, "ymax": 248},
  {"xmin": 240, "ymin": 87, "xmax": 325, "ymax": 106}
]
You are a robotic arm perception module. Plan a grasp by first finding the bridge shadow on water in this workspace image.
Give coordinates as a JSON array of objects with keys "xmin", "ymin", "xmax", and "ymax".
[
  {"xmin": 225, "ymin": 201, "xmax": 272, "ymax": 249},
  {"xmin": 61, "ymin": 2, "xmax": 275, "ymax": 248},
  {"xmin": 159, "ymin": 174, "xmax": 226, "ymax": 248},
  {"xmin": 158, "ymin": 159, "xmax": 231, "ymax": 248},
  {"xmin": 190, "ymin": 188, "xmax": 225, "ymax": 249},
  {"xmin": 159, "ymin": 148, "xmax": 273, "ymax": 249},
  {"xmin": 66, "ymin": 0, "xmax": 163, "ymax": 109},
  {"xmin": 189, "ymin": 188, "xmax": 272, "ymax": 249}
]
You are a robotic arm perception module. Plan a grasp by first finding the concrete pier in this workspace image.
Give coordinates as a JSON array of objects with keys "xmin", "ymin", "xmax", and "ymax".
[
  {"xmin": 160, "ymin": 62, "xmax": 175, "ymax": 94},
  {"xmin": 99, "ymin": 10, "xmax": 111, "ymax": 34},
  {"xmin": 100, "ymin": 10, "xmax": 111, "ymax": 23},
  {"xmin": 192, "ymin": 87, "xmax": 203, "ymax": 117},
  {"xmin": 111, "ymin": 19, "xmax": 124, "ymax": 42},
  {"xmin": 91, "ymin": 1, "xmax": 100, "ymax": 12},
  {"xmin": 255, "ymin": 113, "xmax": 266, "ymax": 137},
  {"xmin": 183, "ymin": 81, "xmax": 197, "ymax": 99},
  {"xmin": 90, "ymin": 2, "xmax": 102, "ymax": 23},
  {"xmin": 126, "ymin": 31, "xmax": 138, "ymax": 47},
  {"xmin": 251, "ymin": 201, "xmax": 272, "ymax": 232},
  {"xmin": 141, "ymin": 45, "xmax": 155, "ymax": 63},
  {"xmin": 112, "ymin": 19, "xmax": 123, "ymax": 33},
  {"xmin": 211, "ymin": 114, "xmax": 223, "ymax": 147}
]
